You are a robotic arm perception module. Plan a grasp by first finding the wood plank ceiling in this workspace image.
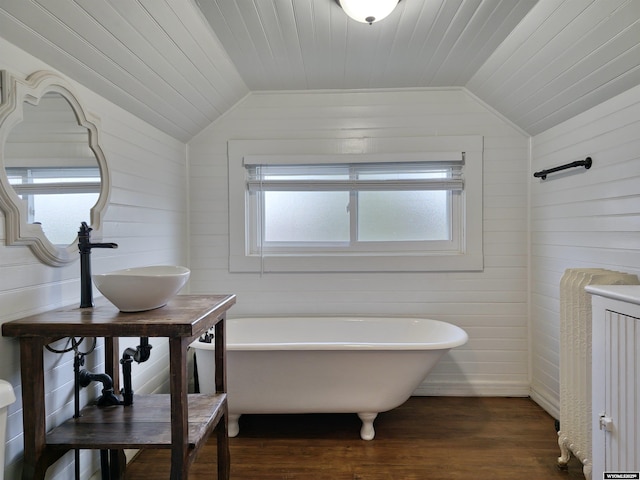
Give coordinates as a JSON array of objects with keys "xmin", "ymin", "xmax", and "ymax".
[
  {"xmin": 195, "ymin": 0, "xmax": 537, "ymax": 90},
  {"xmin": 0, "ymin": 0, "xmax": 638, "ymax": 142}
]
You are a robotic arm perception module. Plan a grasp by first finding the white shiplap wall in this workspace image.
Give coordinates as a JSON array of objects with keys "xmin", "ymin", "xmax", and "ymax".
[
  {"xmin": 529, "ymin": 84, "xmax": 640, "ymax": 419},
  {"xmin": 188, "ymin": 87, "xmax": 530, "ymax": 397},
  {"xmin": 0, "ymin": 37, "xmax": 188, "ymax": 480}
]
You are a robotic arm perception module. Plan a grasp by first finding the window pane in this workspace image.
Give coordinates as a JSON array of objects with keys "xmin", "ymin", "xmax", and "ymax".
[
  {"xmin": 358, "ymin": 191, "xmax": 449, "ymax": 241},
  {"xmin": 359, "ymin": 168, "xmax": 449, "ymax": 180},
  {"xmin": 34, "ymin": 193, "xmax": 99, "ymax": 245},
  {"xmin": 264, "ymin": 191, "xmax": 349, "ymax": 242}
]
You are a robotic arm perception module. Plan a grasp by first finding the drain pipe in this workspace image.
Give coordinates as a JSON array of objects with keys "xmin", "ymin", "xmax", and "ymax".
[
  {"xmin": 73, "ymin": 352, "xmax": 122, "ymax": 480},
  {"xmin": 77, "ymin": 370, "xmax": 122, "ymax": 407},
  {"xmin": 120, "ymin": 337, "xmax": 153, "ymax": 406}
]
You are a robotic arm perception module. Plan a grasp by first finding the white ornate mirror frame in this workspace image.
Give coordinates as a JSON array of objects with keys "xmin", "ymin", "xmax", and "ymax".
[{"xmin": 0, "ymin": 70, "xmax": 110, "ymax": 266}]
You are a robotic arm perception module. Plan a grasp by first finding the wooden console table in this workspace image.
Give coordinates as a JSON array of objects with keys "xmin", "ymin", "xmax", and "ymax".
[{"xmin": 2, "ymin": 294, "xmax": 236, "ymax": 480}]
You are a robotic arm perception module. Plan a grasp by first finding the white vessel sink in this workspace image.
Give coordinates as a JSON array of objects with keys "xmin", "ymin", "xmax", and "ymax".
[{"xmin": 93, "ymin": 265, "xmax": 190, "ymax": 312}]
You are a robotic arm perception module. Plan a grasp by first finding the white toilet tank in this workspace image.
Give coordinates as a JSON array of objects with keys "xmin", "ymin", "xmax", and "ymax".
[{"xmin": 0, "ymin": 379, "xmax": 16, "ymax": 480}]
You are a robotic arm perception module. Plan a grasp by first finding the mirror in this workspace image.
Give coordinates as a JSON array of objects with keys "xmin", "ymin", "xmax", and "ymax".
[
  {"xmin": 0, "ymin": 70, "xmax": 110, "ymax": 266},
  {"xmin": 6, "ymin": 92, "xmax": 100, "ymax": 246}
]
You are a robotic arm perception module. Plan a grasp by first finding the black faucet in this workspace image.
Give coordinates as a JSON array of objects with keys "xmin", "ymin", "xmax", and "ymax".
[{"xmin": 78, "ymin": 221, "xmax": 118, "ymax": 308}]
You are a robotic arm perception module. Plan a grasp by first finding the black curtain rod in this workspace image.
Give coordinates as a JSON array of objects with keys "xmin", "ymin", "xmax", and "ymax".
[{"xmin": 533, "ymin": 157, "xmax": 592, "ymax": 180}]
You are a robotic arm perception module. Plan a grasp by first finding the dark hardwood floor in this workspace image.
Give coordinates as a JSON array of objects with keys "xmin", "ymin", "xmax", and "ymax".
[{"xmin": 126, "ymin": 396, "xmax": 586, "ymax": 479}]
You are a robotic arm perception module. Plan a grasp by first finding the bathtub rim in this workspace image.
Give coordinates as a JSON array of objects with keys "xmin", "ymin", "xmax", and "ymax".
[{"xmin": 191, "ymin": 316, "xmax": 468, "ymax": 351}]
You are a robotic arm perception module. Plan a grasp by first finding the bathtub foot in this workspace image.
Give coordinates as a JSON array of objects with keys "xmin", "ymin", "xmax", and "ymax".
[
  {"xmin": 557, "ymin": 431, "xmax": 571, "ymax": 468},
  {"xmin": 228, "ymin": 414, "xmax": 241, "ymax": 437},
  {"xmin": 357, "ymin": 412, "xmax": 378, "ymax": 440}
]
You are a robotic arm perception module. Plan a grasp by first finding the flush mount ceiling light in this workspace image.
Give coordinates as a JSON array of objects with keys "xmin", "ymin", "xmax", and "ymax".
[{"xmin": 336, "ymin": 0, "xmax": 401, "ymax": 25}]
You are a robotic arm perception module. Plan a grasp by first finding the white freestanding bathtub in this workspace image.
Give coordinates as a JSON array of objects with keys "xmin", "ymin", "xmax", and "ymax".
[
  {"xmin": 191, "ymin": 316, "xmax": 468, "ymax": 440},
  {"xmin": 0, "ymin": 379, "xmax": 16, "ymax": 480}
]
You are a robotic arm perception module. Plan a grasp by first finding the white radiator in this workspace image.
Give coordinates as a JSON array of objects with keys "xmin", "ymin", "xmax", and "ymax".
[{"xmin": 557, "ymin": 268, "xmax": 640, "ymax": 479}]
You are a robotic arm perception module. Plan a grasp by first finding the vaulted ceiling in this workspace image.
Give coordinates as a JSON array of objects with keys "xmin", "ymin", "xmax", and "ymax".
[{"xmin": 1, "ymin": 0, "xmax": 638, "ymax": 142}]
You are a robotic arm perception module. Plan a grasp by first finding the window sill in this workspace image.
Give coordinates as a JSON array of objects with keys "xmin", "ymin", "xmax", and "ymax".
[{"xmin": 230, "ymin": 252, "xmax": 484, "ymax": 273}]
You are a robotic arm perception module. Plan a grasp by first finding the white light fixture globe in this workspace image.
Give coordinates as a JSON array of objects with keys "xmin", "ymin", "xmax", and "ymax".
[{"xmin": 337, "ymin": 0, "xmax": 400, "ymax": 25}]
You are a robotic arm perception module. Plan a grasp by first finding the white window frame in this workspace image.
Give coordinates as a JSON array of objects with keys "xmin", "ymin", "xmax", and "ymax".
[{"xmin": 228, "ymin": 136, "xmax": 483, "ymax": 273}]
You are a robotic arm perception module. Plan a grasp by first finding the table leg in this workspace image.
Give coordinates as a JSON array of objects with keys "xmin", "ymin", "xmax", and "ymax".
[
  {"xmin": 214, "ymin": 313, "xmax": 226, "ymax": 395},
  {"xmin": 217, "ymin": 408, "xmax": 230, "ymax": 479},
  {"xmin": 169, "ymin": 337, "xmax": 189, "ymax": 479},
  {"xmin": 103, "ymin": 338, "xmax": 126, "ymax": 479},
  {"xmin": 104, "ymin": 337, "xmax": 120, "ymax": 390},
  {"xmin": 19, "ymin": 338, "xmax": 67, "ymax": 479},
  {"xmin": 214, "ymin": 314, "xmax": 230, "ymax": 479},
  {"xmin": 19, "ymin": 338, "xmax": 45, "ymax": 480}
]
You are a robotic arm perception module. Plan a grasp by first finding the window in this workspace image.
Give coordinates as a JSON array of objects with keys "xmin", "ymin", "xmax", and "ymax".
[
  {"xmin": 247, "ymin": 161, "xmax": 462, "ymax": 252},
  {"xmin": 7, "ymin": 166, "xmax": 100, "ymax": 245},
  {"xmin": 229, "ymin": 136, "xmax": 483, "ymax": 272}
]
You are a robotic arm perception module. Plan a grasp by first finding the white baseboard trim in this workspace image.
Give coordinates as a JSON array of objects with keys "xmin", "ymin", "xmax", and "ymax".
[
  {"xmin": 413, "ymin": 380, "xmax": 531, "ymax": 397},
  {"xmin": 529, "ymin": 387, "xmax": 559, "ymax": 420}
]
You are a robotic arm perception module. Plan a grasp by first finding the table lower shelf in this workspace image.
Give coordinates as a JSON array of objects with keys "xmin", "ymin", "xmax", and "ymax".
[{"xmin": 46, "ymin": 393, "xmax": 227, "ymax": 450}]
